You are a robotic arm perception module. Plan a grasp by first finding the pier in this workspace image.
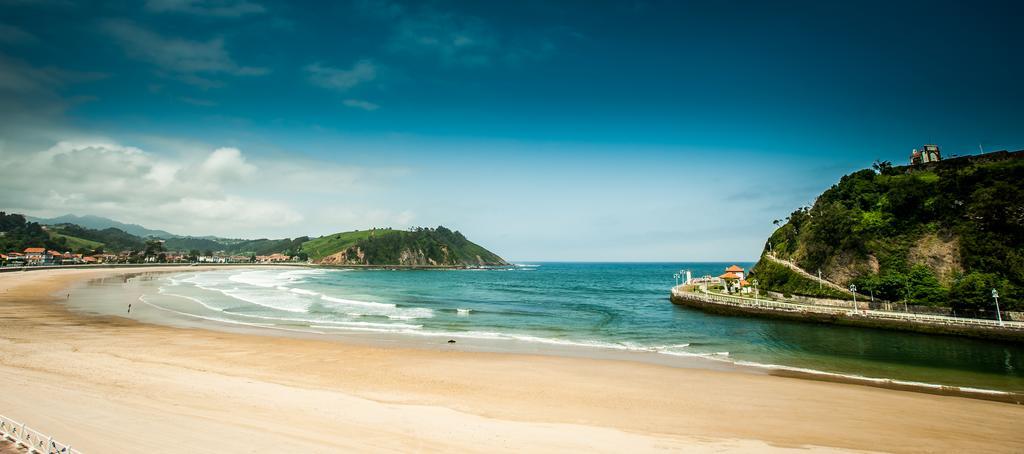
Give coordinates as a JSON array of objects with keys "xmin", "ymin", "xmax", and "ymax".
[{"xmin": 670, "ymin": 285, "xmax": 1024, "ymax": 342}]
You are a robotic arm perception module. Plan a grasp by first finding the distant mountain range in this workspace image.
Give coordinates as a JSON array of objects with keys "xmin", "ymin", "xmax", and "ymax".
[{"xmin": 27, "ymin": 214, "xmax": 180, "ymax": 239}]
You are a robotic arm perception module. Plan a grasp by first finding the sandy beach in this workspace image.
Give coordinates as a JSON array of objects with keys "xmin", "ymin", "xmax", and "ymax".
[{"xmin": 1, "ymin": 267, "xmax": 1023, "ymax": 453}]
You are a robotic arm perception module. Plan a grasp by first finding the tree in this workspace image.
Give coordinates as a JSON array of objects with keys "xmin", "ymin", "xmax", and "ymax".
[
  {"xmin": 872, "ymin": 159, "xmax": 895, "ymax": 175},
  {"xmin": 144, "ymin": 240, "xmax": 165, "ymax": 258},
  {"xmin": 950, "ymin": 272, "xmax": 1007, "ymax": 315}
]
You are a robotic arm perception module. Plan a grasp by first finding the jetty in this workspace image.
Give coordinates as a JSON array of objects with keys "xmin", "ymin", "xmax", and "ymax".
[{"xmin": 670, "ymin": 285, "xmax": 1024, "ymax": 342}]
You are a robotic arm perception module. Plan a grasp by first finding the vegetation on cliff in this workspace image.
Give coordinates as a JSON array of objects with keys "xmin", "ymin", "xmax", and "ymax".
[
  {"xmin": 752, "ymin": 153, "xmax": 1024, "ymax": 312},
  {"xmin": 303, "ymin": 226, "xmax": 506, "ymax": 266}
]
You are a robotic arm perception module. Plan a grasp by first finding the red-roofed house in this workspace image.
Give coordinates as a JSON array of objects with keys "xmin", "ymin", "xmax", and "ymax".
[
  {"xmin": 719, "ymin": 265, "xmax": 748, "ymax": 293},
  {"xmin": 24, "ymin": 247, "xmax": 45, "ymax": 264}
]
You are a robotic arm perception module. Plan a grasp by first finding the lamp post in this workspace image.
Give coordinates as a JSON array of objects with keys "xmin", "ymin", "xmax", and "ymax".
[
  {"xmin": 850, "ymin": 284, "xmax": 857, "ymax": 311},
  {"xmin": 993, "ymin": 289, "xmax": 1003, "ymax": 326},
  {"xmin": 752, "ymin": 279, "xmax": 759, "ymax": 306},
  {"xmin": 673, "ymin": 273, "xmax": 680, "ymax": 287}
]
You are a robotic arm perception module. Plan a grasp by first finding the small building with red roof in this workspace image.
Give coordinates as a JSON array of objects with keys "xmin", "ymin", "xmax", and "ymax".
[{"xmin": 718, "ymin": 265, "xmax": 749, "ymax": 293}]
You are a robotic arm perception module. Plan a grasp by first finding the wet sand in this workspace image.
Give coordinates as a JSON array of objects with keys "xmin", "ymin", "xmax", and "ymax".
[{"xmin": 1, "ymin": 267, "xmax": 1023, "ymax": 453}]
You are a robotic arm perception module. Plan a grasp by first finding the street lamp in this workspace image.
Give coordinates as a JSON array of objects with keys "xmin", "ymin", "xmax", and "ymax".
[
  {"xmin": 752, "ymin": 279, "xmax": 759, "ymax": 306},
  {"xmin": 993, "ymin": 289, "xmax": 1003, "ymax": 326},
  {"xmin": 673, "ymin": 273, "xmax": 680, "ymax": 287},
  {"xmin": 850, "ymin": 284, "xmax": 857, "ymax": 311}
]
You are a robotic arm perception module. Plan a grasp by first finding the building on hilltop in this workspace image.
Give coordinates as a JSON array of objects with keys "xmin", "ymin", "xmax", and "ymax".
[{"xmin": 910, "ymin": 144, "xmax": 942, "ymax": 165}]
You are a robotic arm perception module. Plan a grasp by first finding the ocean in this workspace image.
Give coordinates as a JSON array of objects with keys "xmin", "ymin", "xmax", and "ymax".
[{"xmin": 70, "ymin": 263, "xmax": 1024, "ymax": 394}]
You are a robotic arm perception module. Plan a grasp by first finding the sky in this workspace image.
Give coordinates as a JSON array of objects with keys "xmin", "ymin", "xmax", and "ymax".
[{"xmin": 0, "ymin": 0, "xmax": 1021, "ymax": 261}]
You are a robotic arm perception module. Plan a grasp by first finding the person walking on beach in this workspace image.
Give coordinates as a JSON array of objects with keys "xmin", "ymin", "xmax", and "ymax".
[{"xmin": 128, "ymin": 303, "xmax": 132, "ymax": 314}]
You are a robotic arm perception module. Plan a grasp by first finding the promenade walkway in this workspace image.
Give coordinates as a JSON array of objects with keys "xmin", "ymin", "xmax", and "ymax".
[
  {"xmin": 762, "ymin": 253, "xmax": 857, "ymax": 296},
  {"xmin": 671, "ymin": 286, "xmax": 1024, "ymax": 333}
]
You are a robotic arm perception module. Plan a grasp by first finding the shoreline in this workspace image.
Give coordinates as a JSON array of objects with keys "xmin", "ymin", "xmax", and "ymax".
[
  {"xmin": 2, "ymin": 267, "xmax": 1024, "ymax": 452},
  {"xmin": 76, "ymin": 268, "xmax": 1024, "ymax": 402}
]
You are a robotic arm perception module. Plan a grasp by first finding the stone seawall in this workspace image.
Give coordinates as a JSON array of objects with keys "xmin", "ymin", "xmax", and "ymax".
[{"xmin": 670, "ymin": 290, "xmax": 1024, "ymax": 343}]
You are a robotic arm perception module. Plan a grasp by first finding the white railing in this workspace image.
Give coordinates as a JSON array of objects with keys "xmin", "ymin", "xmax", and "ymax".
[
  {"xmin": 0, "ymin": 414, "xmax": 80, "ymax": 454},
  {"xmin": 672, "ymin": 286, "xmax": 1024, "ymax": 330}
]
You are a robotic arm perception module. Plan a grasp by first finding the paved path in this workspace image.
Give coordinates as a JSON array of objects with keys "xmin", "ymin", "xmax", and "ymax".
[{"xmin": 763, "ymin": 253, "xmax": 857, "ymax": 296}]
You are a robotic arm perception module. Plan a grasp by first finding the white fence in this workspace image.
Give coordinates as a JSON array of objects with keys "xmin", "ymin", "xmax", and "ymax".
[
  {"xmin": 673, "ymin": 286, "xmax": 1024, "ymax": 331},
  {"xmin": 0, "ymin": 414, "xmax": 80, "ymax": 454}
]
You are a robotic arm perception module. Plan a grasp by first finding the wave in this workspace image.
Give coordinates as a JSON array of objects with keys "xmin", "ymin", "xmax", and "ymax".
[
  {"xmin": 173, "ymin": 269, "xmax": 433, "ymax": 319},
  {"xmin": 312, "ymin": 321, "xmax": 423, "ymax": 330},
  {"xmin": 142, "ymin": 289, "xmax": 1014, "ymax": 397},
  {"xmin": 138, "ymin": 295, "xmax": 326, "ymax": 335},
  {"xmin": 228, "ymin": 269, "xmax": 324, "ymax": 288}
]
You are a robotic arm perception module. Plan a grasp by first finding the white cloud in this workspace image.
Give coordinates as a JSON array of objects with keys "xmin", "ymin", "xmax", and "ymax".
[
  {"xmin": 342, "ymin": 99, "xmax": 380, "ymax": 111},
  {"xmin": 144, "ymin": 0, "xmax": 266, "ymax": 17},
  {"xmin": 0, "ymin": 137, "xmax": 422, "ymax": 237},
  {"xmin": 0, "ymin": 141, "xmax": 301, "ymax": 235},
  {"xmin": 100, "ymin": 19, "xmax": 267, "ymax": 83},
  {"xmin": 199, "ymin": 147, "xmax": 256, "ymax": 180},
  {"xmin": 305, "ymin": 60, "xmax": 377, "ymax": 92}
]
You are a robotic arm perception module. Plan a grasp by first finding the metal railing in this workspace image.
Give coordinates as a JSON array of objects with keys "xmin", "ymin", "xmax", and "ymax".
[
  {"xmin": 0, "ymin": 414, "xmax": 80, "ymax": 454},
  {"xmin": 673, "ymin": 286, "xmax": 1024, "ymax": 330}
]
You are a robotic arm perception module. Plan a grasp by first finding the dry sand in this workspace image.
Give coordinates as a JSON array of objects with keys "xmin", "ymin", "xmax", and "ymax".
[{"xmin": 1, "ymin": 267, "xmax": 1022, "ymax": 453}]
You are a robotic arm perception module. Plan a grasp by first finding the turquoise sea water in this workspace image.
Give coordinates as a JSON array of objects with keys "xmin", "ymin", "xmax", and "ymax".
[{"xmin": 90, "ymin": 263, "xmax": 1024, "ymax": 393}]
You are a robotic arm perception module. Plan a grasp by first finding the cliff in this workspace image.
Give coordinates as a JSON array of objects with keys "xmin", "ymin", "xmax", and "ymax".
[{"xmin": 750, "ymin": 150, "xmax": 1024, "ymax": 313}]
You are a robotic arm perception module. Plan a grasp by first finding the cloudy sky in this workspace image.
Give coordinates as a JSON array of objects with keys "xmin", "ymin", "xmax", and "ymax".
[{"xmin": 0, "ymin": 0, "xmax": 1021, "ymax": 261}]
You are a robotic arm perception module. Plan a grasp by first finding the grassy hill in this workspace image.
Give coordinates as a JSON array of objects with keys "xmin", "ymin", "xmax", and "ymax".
[
  {"xmin": 48, "ymin": 231, "xmax": 104, "ymax": 251},
  {"xmin": 49, "ymin": 224, "xmax": 145, "ymax": 252},
  {"xmin": 301, "ymin": 229, "xmax": 390, "ymax": 260},
  {"xmin": 302, "ymin": 227, "xmax": 506, "ymax": 266},
  {"xmin": 750, "ymin": 150, "xmax": 1024, "ymax": 312}
]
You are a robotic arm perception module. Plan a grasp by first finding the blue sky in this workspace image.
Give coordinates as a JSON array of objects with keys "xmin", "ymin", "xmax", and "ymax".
[{"xmin": 0, "ymin": 0, "xmax": 1021, "ymax": 261}]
